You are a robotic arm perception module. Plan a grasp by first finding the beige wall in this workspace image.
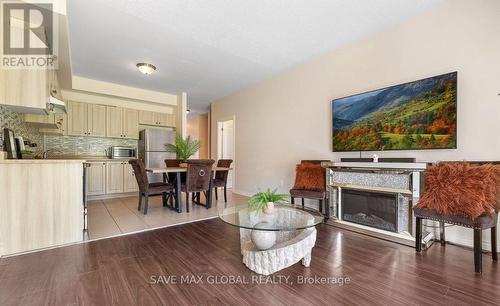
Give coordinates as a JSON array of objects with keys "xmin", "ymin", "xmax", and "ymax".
[
  {"xmin": 187, "ymin": 114, "xmax": 209, "ymax": 159},
  {"xmin": 211, "ymin": 0, "xmax": 500, "ymax": 249}
]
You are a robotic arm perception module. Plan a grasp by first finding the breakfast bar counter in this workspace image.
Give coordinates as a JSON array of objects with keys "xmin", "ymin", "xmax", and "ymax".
[{"xmin": 0, "ymin": 160, "xmax": 85, "ymax": 256}]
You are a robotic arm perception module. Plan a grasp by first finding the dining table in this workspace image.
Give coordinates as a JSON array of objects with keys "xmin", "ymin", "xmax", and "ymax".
[{"xmin": 145, "ymin": 167, "xmax": 232, "ymax": 213}]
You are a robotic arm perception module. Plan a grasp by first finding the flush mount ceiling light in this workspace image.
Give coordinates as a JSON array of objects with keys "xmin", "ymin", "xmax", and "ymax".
[{"xmin": 136, "ymin": 63, "xmax": 156, "ymax": 75}]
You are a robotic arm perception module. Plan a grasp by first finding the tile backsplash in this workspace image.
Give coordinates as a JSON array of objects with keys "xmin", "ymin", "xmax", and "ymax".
[
  {"xmin": 44, "ymin": 135, "xmax": 138, "ymax": 156},
  {"xmin": 1, "ymin": 106, "xmax": 137, "ymax": 156},
  {"xmin": 0, "ymin": 106, "xmax": 43, "ymax": 153}
]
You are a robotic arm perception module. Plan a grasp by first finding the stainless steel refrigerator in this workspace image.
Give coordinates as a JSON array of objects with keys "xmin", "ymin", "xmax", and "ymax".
[{"xmin": 138, "ymin": 129, "xmax": 176, "ymax": 182}]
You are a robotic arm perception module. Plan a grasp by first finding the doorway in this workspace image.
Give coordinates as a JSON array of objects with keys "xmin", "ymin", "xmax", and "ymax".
[{"xmin": 217, "ymin": 118, "xmax": 235, "ymax": 188}]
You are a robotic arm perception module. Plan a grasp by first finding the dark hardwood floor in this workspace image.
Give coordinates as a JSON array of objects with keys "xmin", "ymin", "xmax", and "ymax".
[{"xmin": 0, "ymin": 219, "xmax": 499, "ymax": 305}]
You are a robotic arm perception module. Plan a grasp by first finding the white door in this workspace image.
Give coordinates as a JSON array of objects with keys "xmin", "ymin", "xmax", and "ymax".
[{"xmin": 217, "ymin": 119, "xmax": 235, "ymax": 188}]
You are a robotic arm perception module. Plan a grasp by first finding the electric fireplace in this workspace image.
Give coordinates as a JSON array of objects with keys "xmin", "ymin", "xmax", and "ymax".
[{"xmin": 341, "ymin": 189, "xmax": 398, "ymax": 232}]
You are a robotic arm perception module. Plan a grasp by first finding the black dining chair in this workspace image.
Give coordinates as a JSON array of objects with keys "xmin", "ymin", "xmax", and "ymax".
[
  {"xmin": 181, "ymin": 159, "xmax": 215, "ymax": 212},
  {"xmin": 212, "ymin": 159, "xmax": 233, "ymax": 203},
  {"xmin": 129, "ymin": 159, "xmax": 175, "ymax": 214}
]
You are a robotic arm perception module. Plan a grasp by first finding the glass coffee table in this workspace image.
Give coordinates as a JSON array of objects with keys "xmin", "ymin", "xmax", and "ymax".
[{"xmin": 219, "ymin": 204, "xmax": 324, "ymax": 275}]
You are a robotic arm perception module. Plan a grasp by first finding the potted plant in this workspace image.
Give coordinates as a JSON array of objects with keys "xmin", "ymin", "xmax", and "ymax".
[
  {"xmin": 248, "ymin": 188, "xmax": 288, "ymax": 214},
  {"xmin": 165, "ymin": 134, "xmax": 201, "ymax": 167}
]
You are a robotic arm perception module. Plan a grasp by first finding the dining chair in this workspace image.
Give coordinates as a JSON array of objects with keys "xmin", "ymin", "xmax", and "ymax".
[
  {"xmin": 181, "ymin": 159, "xmax": 215, "ymax": 212},
  {"xmin": 212, "ymin": 159, "xmax": 233, "ymax": 203},
  {"xmin": 129, "ymin": 159, "xmax": 175, "ymax": 214}
]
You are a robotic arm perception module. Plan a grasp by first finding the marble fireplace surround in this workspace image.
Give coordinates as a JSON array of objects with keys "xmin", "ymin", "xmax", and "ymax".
[{"xmin": 322, "ymin": 161, "xmax": 431, "ymax": 247}]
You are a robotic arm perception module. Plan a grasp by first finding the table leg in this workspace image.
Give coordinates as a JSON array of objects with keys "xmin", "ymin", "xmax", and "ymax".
[
  {"xmin": 176, "ymin": 172, "xmax": 182, "ymax": 213},
  {"xmin": 302, "ymin": 251, "xmax": 311, "ymax": 267}
]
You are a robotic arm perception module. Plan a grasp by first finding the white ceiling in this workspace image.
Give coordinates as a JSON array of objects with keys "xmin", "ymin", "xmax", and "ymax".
[{"xmin": 67, "ymin": 0, "xmax": 444, "ymax": 112}]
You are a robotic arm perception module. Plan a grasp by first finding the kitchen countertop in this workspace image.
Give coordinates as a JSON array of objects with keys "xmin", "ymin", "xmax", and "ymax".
[
  {"xmin": 0, "ymin": 159, "xmax": 87, "ymax": 164},
  {"xmin": 0, "ymin": 155, "xmax": 137, "ymax": 163}
]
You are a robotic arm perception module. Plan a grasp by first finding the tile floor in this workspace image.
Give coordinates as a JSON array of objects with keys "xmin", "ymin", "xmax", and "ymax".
[{"xmin": 87, "ymin": 190, "xmax": 248, "ymax": 240}]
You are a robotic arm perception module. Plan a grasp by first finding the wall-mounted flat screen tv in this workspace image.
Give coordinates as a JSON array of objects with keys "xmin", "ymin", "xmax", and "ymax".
[{"xmin": 332, "ymin": 72, "xmax": 457, "ymax": 152}]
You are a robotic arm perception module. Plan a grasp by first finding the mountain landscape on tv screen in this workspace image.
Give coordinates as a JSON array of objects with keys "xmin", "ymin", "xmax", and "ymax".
[{"xmin": 332, "ymin": 72, "xmax": 457, "ymax": 151}]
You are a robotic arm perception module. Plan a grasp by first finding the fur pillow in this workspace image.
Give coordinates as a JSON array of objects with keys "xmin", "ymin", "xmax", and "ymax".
[
  {"xmin": 293, "ymin": 164, "xmax": 326, "ymax": 191},
  {"xmin": 416, "ymin": 163, "xmax": 498, "ymax": 219}
]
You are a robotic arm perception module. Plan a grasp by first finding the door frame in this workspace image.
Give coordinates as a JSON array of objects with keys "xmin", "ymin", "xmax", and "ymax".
[{"xmin": 217, "ymin": 116, "xmax": 236, "ymax": 189}]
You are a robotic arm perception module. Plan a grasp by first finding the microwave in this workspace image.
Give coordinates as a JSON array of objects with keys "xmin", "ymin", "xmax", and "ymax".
[{"xmin": 110, "ymin": 146, "xmax": 137, "ymax": 159}]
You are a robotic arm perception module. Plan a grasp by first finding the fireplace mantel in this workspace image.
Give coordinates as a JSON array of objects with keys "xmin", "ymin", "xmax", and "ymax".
[
  {"xmin": 323, "ymin": 161, "xmax": 432, "ymax": 248},
  {"xmin": 322, "ymin": 161, "xmax": 427, "ymax": 171}
]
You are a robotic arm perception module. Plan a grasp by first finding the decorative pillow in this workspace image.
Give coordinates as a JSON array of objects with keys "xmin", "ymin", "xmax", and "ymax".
[
  {"xmin": 293, "ymin": 164, "xmax": 325, "ymax": 191},
  {"xmin": 416, "ymin": 163, "xmax": 498, "ymax": 219}
]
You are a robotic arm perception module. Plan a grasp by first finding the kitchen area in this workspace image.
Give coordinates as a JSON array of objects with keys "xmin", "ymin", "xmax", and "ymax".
[{"xmin": 0, "ymin": 69, "xmax": 191, "ymax": 256}]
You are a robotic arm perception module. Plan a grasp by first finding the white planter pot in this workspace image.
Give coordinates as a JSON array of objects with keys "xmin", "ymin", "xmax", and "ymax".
[{"xmin": 263, "ymin": 202, "xmax": 274, "ymax": 214}]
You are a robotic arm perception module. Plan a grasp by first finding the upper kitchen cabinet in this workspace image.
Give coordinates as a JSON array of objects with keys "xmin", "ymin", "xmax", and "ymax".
[
  {"xmin": 106, "ymin": 106, "xmax": 123, "ymax": 138},
  {"xmin": 138, "ymin": 110, "xmax": 157, "ymax": 126},
  {"xmin": 67, "ymin": 101, "xmax": 87, "ymax": 136},
  {"xmin": 139, "ymin": 110, "xmax": 176, "ymax": 128},
  {"xmin": 0, "ymin": 68, "xmax": 50, "ymax": 113},
  {"xmin": 67, "ymin": 101, "xmax": 107, "ymax": 137},
  {"xmin": 106, "ymin": 107, "xmax": 139, "ymax": 139},
  {"xmin": 87, "ymin": 104, "xmax": 107, "ymax": 137},
  {"xmin": 123, "ymin": 109, "xmax": 139, "ymax": 139}
]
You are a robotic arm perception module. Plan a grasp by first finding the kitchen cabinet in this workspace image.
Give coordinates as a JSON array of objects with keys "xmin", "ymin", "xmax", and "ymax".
[
  {"xmin": 37, "ymin": 113, "xmax": 67, "ymax": 135},
  {"xmin": 123, "ymin": 163, "xmax": 139, "ymax": 192},
  {"xmin": 68, "ymin": 101, "xmax": 107, "ymax": 137},
  {"xmin": 0, "ymin": 68, "xmax": 49, "ymax": 113},
  {"xmin": 123, "ymin": 109, "xmax": 139, "ymax": 139},
  {"xmin": 87, "ymin": 104, "xmax": 107, "ymax": 137},
  {"xmin": 87, "ymin": 162, "xmax": 106, "ymax": 195},
  {"xmin": 105, "ymin": 161, "xmax": 138, "ymax": 194},
  {"xmin": 67, "ymin": 101, "xmax": 87, "ymax": 136},
  {"xmin": 106, "ymin": 107, "xmax": 139, "ymax": 139},
  {"xmin": 54, "ymin": 113, "xmax": 68, "ymax": 135},
  {"xmin": 138, "ymin": 110, "xmax": 157, "ymax": 126},
  {"xmin": 106, "ymin": 107, "xmax": 123, "ymax": 138},
  {"xmin": 106, "ymin": 162, "xmax": 125, "ymax": 194},
  {"xmin": 139, "ymin": 110, "xmax": 176, "ymax": 128}
]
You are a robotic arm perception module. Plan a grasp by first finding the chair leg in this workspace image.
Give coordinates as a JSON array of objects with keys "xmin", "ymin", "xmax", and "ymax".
[
  {"xmin": 162, "ymin": 192, "xmax": 167, "ymax": 207},
  {"xmin": 492, "ymin": 226, "xmax": 498, "ymax": 261},
  {"xmin": 169, "ymin": 191, "xmax": 175, "ymax": 208},
  {"xmin": 324, "ymin": 195, "xmax": 330, "ymax": 220},
  {"xmin": 474, "ymin": 228, "xmax": 482, "ymax": 273},
  {"xmin": 224, "ymin": 185, "xmax": 228, "ymax": 203},
  {"xmin": 439, "ymin": 221, "xmax": 446, "ymax": 246},
  {"xmin": 215, "ymin": 188, "xmax": 218, "ymax": 200},
  {"xmin": 415, "ymin": 217, "xmax": 422, "ymax": 252},
  {"xmin": 301, "ymin": 198, "xmax": 305, "ymax": 210},
  {"xmin": 319, "ymin": 199, "xmax": 323, "ymax": 213},
  {"xmin": 186, "ymin": 192, "xmax": 190, "ymax": 213},
  {"xmin": 144, "ymin": 193, "xmax": 149, "ymax": 215},
  {"xmin": 291, "ymin": 197, "xmax": 295, "ymax": 205},
  {"xmin": 137, "ymin": 192, "xmax": 142, "ymax": 211}
]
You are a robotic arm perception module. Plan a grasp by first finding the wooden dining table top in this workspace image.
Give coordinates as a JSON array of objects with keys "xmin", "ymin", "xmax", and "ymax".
[{"xmin": 145, "ymin": 167, "xmax": 232, "ymax": 173}]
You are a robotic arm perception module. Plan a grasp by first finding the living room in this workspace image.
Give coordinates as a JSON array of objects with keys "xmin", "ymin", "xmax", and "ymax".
[{"xmin": 1, "ymin": 0, "xmax": 499, "ymax": 305}]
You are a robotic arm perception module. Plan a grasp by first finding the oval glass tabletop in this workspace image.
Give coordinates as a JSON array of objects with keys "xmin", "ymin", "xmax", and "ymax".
[{"xmin": 219, "ymin": 204, "xmax": 324, "ymax": 231}]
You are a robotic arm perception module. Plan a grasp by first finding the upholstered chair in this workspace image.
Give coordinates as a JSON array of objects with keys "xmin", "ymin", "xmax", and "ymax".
[
  {"xmin": 129, "ymin": 159, "xmax": 175, "ymax": 214},
  {"xmin": 289, "ymin": 160, "xmax": 330, "ymax": 218},
  {"xmin": 181, "ymin": 159, "xmax": 215, "ymax": 212},
  {"xmin": 212, "ymin": 159, "xmax": 233, "ymax": 203},
  {"xmin": 414, "ymin": 162, "xmax": 499, "ymax": 273}
]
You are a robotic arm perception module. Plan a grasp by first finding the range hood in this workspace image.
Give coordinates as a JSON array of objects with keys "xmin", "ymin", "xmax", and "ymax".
[{"xmin": 47, "ymin": 95, "xmax": 67, "ymax": 114}]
